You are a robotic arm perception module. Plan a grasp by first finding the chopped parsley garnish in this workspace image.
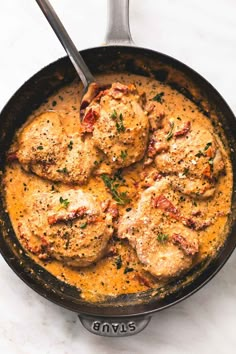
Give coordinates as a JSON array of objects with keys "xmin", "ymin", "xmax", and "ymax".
[
  {"xmin": 111, "ymin": 110, "xmax": 118, "ymax": 119},
  {"xmin": 80, "ymin": 222, "xmax": 87, "ymax": 229},
  {"xmin": 195, "ymin": 150, "xmax": 204, "ymax": 158},
  {"xmin": 124, "ymin": 267, "xmax": 134, "ymax": 274},
  {"xmin": 52, "ymin": 100, "xmax": 57, "ymax": 107},
  {"xmin": 59, "ymin": 197, "xmax": 70, "ymax": 209},
  {"xmin": 114, "ymin": 168, "xmax": 124, "ymax": 181},
  {"xmin": 157, "ymin": 233, "xmax": 169, "ymax": 243},
  {"xmin": 111, "ymin": 110, "xmax": 125, "ymax": 132},
  {"xmin": 151, "ymin": 92, "xmax": 165, "ymax": 103},
  {"xmin": 183, "ymin": 167, "xmax": 189, "ymax": 175},
  {"xmin": 116, "ymin": 113, "xmax": 125, "ymax": 133},
  {"xmin": 114, "ymin": 255, "xmax": 122, "ymax": 269},
  {"xmin": 37, "ymin": 145, "xmax": 43, "ymax": 150},
  {"xmin": 204, "ymin": 142, "xmax": 212, "ymax": 151},
  {"xmin": 120, "ymin": 150, "xmax": 127, "ymax": 160},
  {"xmin": 166, "ymin": 122, "xmax": 175, "ymax": 141},
  {"xmin": 177, "ymin": 116, "xmax": 182, "ymax": 120},
  {"xmin": 101, "ymin": 174, "xmax": 130, "ymax": 205},
  {"xmin": 68, "ymin": 140, "xmax": 73, "ymax": 150},
  {"xmin": 56, "ymin": 167, "xmax": 68, "ymax": 174},
  {"xmin": 195, "ymin": 143, "xmax": 212, "ymax": 158}
]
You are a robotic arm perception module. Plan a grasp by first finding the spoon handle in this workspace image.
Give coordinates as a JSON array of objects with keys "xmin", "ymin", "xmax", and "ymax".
[
  {"xmin": 106, "ymin": 0, "xmax": 133, "ymax": 45},
  {"xmin": 35, "ymin": 0, "xmax": 95, "ymax": 87}
]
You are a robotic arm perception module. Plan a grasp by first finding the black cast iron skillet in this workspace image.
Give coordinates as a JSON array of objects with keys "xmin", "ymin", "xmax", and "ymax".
[{"xmin": 0, "ymin": 0, "xmax": 236, "ymax": 337}]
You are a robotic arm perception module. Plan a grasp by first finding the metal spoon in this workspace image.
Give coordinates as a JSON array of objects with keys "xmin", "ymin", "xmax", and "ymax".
[{"xmin": 35, "ymin": 0, "xmax": 99, "ymax": 114}]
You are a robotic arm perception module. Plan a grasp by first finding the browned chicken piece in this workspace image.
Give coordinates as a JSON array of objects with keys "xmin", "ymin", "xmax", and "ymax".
[
  {"xmin": 118, "ymin": 178, "xmax": 199, "ymax": 278},
  {"xmin": 15, "ymin": 111, "xmax": 100, "ymax": 184},
  {"xmin": 82, "ymin": 82, "xmax": 149, "ymax": 172},
  {"xmin": 18, "ymin": 189, "xmax": 114, "ymax": 267},
  {"xmin": 147, "ymin": 115, "xmax": 225, "ymax": 198}
]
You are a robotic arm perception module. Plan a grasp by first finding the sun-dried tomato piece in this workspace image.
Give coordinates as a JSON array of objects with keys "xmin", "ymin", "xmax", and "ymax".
[
  {"xmin": 174, "ymin": 121, "xmax": 191, "ymax": 137},
  {"xmin": 6, "ymin": 152, "xmax": 18, "ymax": 161},
  {"xmin": 152, "ymin": 194, "xmax": 180, "ymax": 219},
  {"xmin": 47, "ymin": 206, "xmax": 87, "ymax": 225},
  {"xmin": 81, "ymin": 108, "xmax": 99, "ymax": 133},
  {"xmin": 172, "ymin": 233, "xmax": 198, "ymax": 255},
  {"xmin": 134, "ymin": 273, "xmax": 152, "ymax": 287}
]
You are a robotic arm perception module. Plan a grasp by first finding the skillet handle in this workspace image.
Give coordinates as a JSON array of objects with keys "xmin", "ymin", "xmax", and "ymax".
[
  {"xmin": 79, "ymin": 315, "xmax": 151, "ymax": 337},
  {"xmin": 105, "ymin": 0, "xmax": 134, "ymax": 45}
]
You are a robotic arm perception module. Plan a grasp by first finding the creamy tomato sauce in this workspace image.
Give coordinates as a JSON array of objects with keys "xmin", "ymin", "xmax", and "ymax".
[{"xmin": 4, "ymin": 73, "xmax": 232, "ymax": 302}]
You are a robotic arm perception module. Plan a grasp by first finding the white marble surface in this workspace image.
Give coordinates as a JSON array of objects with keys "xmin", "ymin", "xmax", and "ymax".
[{"xmin": 1, "ymin": 0, "xmax": 236, "ymax": 353}]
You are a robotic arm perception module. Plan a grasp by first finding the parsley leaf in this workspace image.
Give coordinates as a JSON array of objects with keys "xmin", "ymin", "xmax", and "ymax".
[
  {"xmin": 157, "ymin": 233, "xmax": 169, "ymax": 243},
  {"xmin": 111, "ymin": 110, "xmax": 125, "ymax": 132},
  {"xmin": 195, "ymin": 151, "xmax": 204, "ymax": 158},
  {"xmin": 111, "ymin": 110, "xmax": 118, "ymax": 119},
  {"xmin": 59, "ymin": 197, "xmax": 70, "ymax": 209},
  {"xmin": 68, "ymin": 140, "xmax": 73, "ymax": 150},
  {"xmin": 183, "ymin": 167, "xmax": 189, "ymax": 175},
  {"xmin": 80, "ymin": 222, "xmax": 87, "ymax": 229},
  {"xmin": 101, "ymin": 174, "xmax": 130, "ymax": 205},
  {"xmin": 166, "ymin": 122, "xmax": 175, "ymax": 141},
  {"xmin": 204, "ymin": 142, "xmax": 212, "ymax": 151},
  {"xmin": 195, "ymin": 143, "xmax": 212, "ymax": 158},
  {"xmin": 151, "ymin": 92, "xmax": 165, "ymax": 103},
  {"xmin": 56, "ymin": 167, "xmax": 68, "ymax": 174},
  {"xmin": 120, "ymin": 150, "xmax": 127, "ymax": 160},
  {"xmin": 116, "ymin": 113, "xmax": 125, "ymax": 133},
  {"xmin": 124, "ymin": 267, "xmax": 134, "ymax": 274}
]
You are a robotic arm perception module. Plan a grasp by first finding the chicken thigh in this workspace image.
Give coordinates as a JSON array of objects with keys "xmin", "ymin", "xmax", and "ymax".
[
  {"xmin": 147, "ymin": 114, "xmax": 225, "ymax": 198},
  {"xmin": 18, "ymin": 189, "xmax": 114, "ymax": 267},
  {"xmin": 15, "ymin": 111, "xmax": 100, "ymax": 184},
  {"xmin": 118, "ymin": 178, "xmax": 199, "ymax": 278},
  {"xmin": 82, "ymin": 82, "xmax": 149, "ymax": 172}
]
